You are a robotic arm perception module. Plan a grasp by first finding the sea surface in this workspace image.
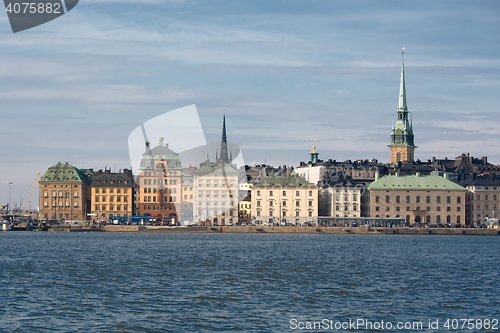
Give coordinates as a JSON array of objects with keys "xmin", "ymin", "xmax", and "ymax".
[{"xmin": 0, "ymin": 232, "xmax": 499, "ymax": 333}]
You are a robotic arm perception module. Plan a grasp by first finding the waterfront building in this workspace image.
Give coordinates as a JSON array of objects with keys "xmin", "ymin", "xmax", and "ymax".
[
  {"xmin": 181, "ymin": 168, "xmax": 195, "ymax": 222},
  {"xmin": 368, "ymin": 173, "xmax": 466, "ymax": 226},
  {"xmin": 389, "ymin": 48, "xmax": 416, "ymax": 163},
  {"xmin": 138, "ymin": 137, "xmax": 182, "ymax": 219},
  {"xmin": 251, "ymin": 175, "xmax": 318, "ymax": 225},
  {"xmin": 459, "ymin": 174, "xmax": 500, "ymax": 226},
  {"xmin": 90, "ymin": 168, "xmax": 135, "ymax": 221},
  {"xmin": 192, "ymin": 114, "xmax": 241, "ymax": 225},
  {"xmin": 193, "ymin": 161, "xmax": 240, "ymax": 224},
  {"xmin": 319, "ymin": 179, "xmax": 366, "ymax": 218},
  {"xmin": 38, "ymin": 162, "xmax": 93, "ymax": 222}
]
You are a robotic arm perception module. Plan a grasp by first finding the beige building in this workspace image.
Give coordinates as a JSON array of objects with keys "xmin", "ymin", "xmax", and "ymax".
[
  {"xmin": 91, "ymin": 169, "xmax": 135, "ymax": 221},
  {"xmin": 368, "ymin": 173, "xmax": 467, "ymax": 226},
  {"xmin": 459, "ymin": 174, "xmax": 500, "ymax": 226},
  {"xmin": 39, "ymin": 162, "xmax": 93, "ymax": 222},
  {"xmin": 251, "ymin": 176, "xmax": 318, "ymax": 225}
]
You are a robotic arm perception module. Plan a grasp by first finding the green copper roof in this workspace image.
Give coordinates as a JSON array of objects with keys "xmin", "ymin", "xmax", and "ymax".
[
  {"xmin": 39, "ymin": 162, "xmax": 93, "ymax": 184},
  {"xmin": 368, "ymin": 174, "xmax": 466, "ymax": 191},
  {"xmin": 253, "ymin": 175, "xmax": 316, "ymax": 188}
]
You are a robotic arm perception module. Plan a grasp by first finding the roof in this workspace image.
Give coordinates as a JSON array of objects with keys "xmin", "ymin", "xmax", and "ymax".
[
  {"xmin": 253, "ymin": 175, "xmax": 316, "ymax": 188},
  {"xmin": 91, "ymin": 170, "xmax": 135, "ymax": 187},
  {"xmin": 194, "ymin": 163, "xmax": 240, "ymax": 176},
  {"xmin": 368, "ymin": 174, "xmax": 466, "ymax": 191},
  {"xmin": 39, "ymin": 162, "xmax": 93, "ymax": 184},
  {"xmin": 459, "ymin": 174, "xmax": 500, "ymax": 187}
]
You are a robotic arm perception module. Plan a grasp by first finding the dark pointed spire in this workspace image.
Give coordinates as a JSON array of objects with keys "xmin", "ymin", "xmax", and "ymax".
[{"xmin": 220, "ymin": 111, "xmax": 229, "ymax": 163}]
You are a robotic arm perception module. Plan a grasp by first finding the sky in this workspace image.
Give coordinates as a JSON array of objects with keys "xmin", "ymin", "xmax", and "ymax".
[{"xmin": 0, "ymin": 0, "xmax": 499, "ymax": 208}]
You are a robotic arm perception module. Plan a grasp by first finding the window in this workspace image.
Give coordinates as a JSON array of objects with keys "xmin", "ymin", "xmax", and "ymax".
[
  {"xmin": 406, "ymin": 196, "xmax": 410, "ymax": 203},
  {"xmin": 436, "ymin": 196, "xmax": 441, "ymax": 203},
  {"xmin": 385, "ymin": 206, "xmax": 390, "ymax": 211},
  {"xmin": 282, "ymin": 201, "xmax": 287, "ymax": 207},
  {"xmin": 308, "ymin": 200, "xmax": 313, "ymax": 207},
  {"xmin": 437, "ymin": 206, "xmax": 441, "ymax": 212},
  {"xmin": 257, "ymin": 200, "xmax": 261, "ymax": 207},
  {"xmin": 396, "ymin": 196, "xmax": 400, "ymax": 203},
  {"xmin": 426, "ymin": 196, "xmax": 431, "ymax": 203},
  {"xmin": 385, "ymin": 195, "xmax": 390, "ymax": 203},
  {"xmin": 308, "ymin": 191, "xmax": 313, "ymax": 196},
  {"xmin": 476, "ymin": 194, "xmax": 480, "ymax": 200},
  {"xmin": 375, "ymin": 196, "xmax": 380, "ymax": 203},
  {"xmin": 256, "ymin": 190, "xmax": 261, "ymax": 196},
  {"xmin": 295, "ymin": 190, "xmax": 300, "ymax": 196},
  {"xmin": 283, "ymin": 191, "xmax": 286, "ymax": 196},
  {"xmin": 396, "ymin": 206, "xmax": 400, "ymax": 212},
  {"xmin": 269, "ymin": 190, "xmax": 273, "ymax": 196},
  {"xmin": 375, "ymin": 206, "xmax": 380, "ymax": 211},
  {"xmin": 270, "ymin": 201, "xmax": 274, "ymax": 207},
  {"xmin": 447, "ymin": 207, "xmax": 451, "ymax": 212},
  {"xmin": 269, "ymin": 210, "xmax": 273, "ymax": 217}
]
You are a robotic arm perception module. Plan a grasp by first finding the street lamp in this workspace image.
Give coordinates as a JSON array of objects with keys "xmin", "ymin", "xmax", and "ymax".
[{"xmin": 7, "ymin": 182, "xmax": 12, "ymax": 215}]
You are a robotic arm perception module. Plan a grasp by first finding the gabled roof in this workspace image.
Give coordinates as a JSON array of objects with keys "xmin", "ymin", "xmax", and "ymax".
[{"xmin": 369, "ymin": 174, "xmax": 466, "ymax": 191}]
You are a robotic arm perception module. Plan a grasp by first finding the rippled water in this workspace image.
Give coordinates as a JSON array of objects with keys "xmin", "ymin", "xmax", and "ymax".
[{"xmin": 1, "ymin": 232, "xmax": 499, "ymax": 332}]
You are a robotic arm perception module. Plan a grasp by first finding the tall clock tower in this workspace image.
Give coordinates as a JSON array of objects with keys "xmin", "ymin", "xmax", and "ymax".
[{"xmin": 389, "ymin": 48, "xmax": 416, "ymax": 163}]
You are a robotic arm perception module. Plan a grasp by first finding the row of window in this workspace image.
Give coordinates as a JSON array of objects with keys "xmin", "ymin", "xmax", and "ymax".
[
  {"xmin": 94, "ymin": 204, "xmax": 130, "ymax": 211},
  {"xmin": 43, "ymin": 191, "xmax": 79, "ymax": 198},
  {"xmin": 197, "ymin": 209, "xmax": 234, "ymax": 217},
  {"xmin": 94, "ymin": 195, "xmax": 129, "ymax": 203},
  {"xmin": 255, "ymin": 210, "xmax": 314, "ymax": 217},
  {"xmin": 143, "ymin": 196, "xmax": 177, "ymax": 203},
  {"xmin": 43, "ymin": 202, "xmax": 79, "ymax": 208},
  {"xmin": 375, "ymin": 195, "xmax": 461, "ymax": 204},
  {"xmin": 334, "ymin": 204, "xmax": 359, "ymax": 211},
  {"xmin": 143, "ymin": 178, "xmax": 178, "ymax": 185},
  {"xmin": 143, "ymin": 187, "xmax": 177, "ymax": 194},
  {"xmin": 95, "ymin": 188, "xmax": 128, "ymax": 194},
  {"xmin": 335, "ymin": 195, "xmax": 358, "ymax": 202},
  {"xmin": 142, "ymin": 171, "xmax": 179, "ymax": 177},
  {"xmin": 142, "ymin": 204, "xmax": 175, "ymax": 211},
  {"xmin": 197, "ymin": 191, "xmax": 233, "ymax": 198},
  {"xmin": 197, "ymin": 181, "xmax": 236, "ymax": 187},
  {"xmin": 197, "ymin": 201, "xmax": 234, "ymax": 207},
  {"xmin": 375, "ymin": 206, "xmax": 460, "ymax": 212},
  {"xmin": 256, "ymin": 190, "xmax": 314, "ymax": 197},
  {"xmin": 255, "ymin": 200, "xmax": 314, "ymax": 207}
]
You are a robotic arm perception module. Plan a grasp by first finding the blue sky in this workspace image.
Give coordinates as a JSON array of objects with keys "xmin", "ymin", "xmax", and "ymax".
[{"xmin": 1, "ymin": 0, "xmax": 499, "ymax": 207}]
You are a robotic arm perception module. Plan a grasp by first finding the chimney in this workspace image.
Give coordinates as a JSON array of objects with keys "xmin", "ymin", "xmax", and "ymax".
[
  {"xmin": 375, "ymin": 172, "xmax": 379, "ymax": 181},
  {"xmin": 483, "ymin": 156, "xmax": 488, "ymax": 164}
]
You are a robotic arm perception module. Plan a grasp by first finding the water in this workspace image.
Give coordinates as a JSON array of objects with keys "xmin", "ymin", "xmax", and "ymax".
[{"xmin": 1, "ymin": 233, "xmax": 499, "ymax": 332}]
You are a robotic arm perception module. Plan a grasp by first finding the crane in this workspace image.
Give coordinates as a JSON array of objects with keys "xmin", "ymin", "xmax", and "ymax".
[{"xmin": 22, "ymin": 172, "xmax": 40, "ymax": 215}]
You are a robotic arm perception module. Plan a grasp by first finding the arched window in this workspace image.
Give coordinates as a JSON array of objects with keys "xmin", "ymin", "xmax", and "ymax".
[
  {"xmin": 436, "ymin": 215, "xmax": 441, "ymax": 224},
  {"xmin": 396, "ymin": 152, "xmax": 402, "ymax": 162},
  {"xmin": 446, "ymin": 215, "xmax": 451, "ymax": 223},
  {"xmin": 426, "ymin": 215, "xmax": 431, "ymax": 224},
  {"xmin": 406, "ymin": 215, "xmax": 410, "ymax": 224},
  {"xmin": 457, "ymin": 216, "xmax": 461, "ymax": 224}
]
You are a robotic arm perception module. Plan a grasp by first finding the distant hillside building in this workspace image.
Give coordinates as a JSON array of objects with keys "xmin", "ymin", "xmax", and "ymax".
[
  {"xmin": 39, "ymin": 162, "xmax": 93, "ymax": 222},
  {"xmin": 459, "ymin": 174, "xmax": 500, "ymax": 226},
  {"xmin": 389, "ymin": 49, "xmax": 416, "ymax": 163}
]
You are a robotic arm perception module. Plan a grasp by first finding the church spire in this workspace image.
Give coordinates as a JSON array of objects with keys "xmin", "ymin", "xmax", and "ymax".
[
  {"xmin": 398, "ymin": 47, "xmax": 407, "ymax": 112},
  {"xmin": 219, "ymin": 111, "xmax": 229, "ymax": 164},
  {"xmin": 389, "ymin": 48, "xmax": 416, "ymax": 164}
]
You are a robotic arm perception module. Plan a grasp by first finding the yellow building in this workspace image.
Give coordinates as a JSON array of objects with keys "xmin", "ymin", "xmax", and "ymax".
[{"xmin": 91, "ymin": 169, "xmax": 135, "ymax": 222}]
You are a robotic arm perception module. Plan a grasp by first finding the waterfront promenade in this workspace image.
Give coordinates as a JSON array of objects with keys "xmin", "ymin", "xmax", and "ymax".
[{"xmin": 85, "ymin": 225, "xmax": 500, "ymax": 235}]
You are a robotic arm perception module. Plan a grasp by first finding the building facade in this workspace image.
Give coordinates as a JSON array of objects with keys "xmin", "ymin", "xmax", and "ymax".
[
  {"xmin": 193, "ymin": 162, "xmax": 240, "ymax": 225},
  {"xmin": 251, "ymin": 176, "xmax": 318, "ymax": 225},
  {"xmin": 90, "ymin": 168, "xmax": 135, "ymax": 221},
  {"xmin": 39, "ymin": 162, "xmax": 93, "ymax": 222},
  {"xmin": 368, "ymin": 173, "xmax": 467, "ymax": 226},
  {"xmin": 138, "ymin": 137, "xmax": 182, "ymax": 219},
  {"xmin": 460, "ymin": 174, "xmax": 500, "ymax": 226},
  {"xmin": 389, "ymin": 49, "xmax": 416, "ymax": 163}
]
